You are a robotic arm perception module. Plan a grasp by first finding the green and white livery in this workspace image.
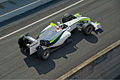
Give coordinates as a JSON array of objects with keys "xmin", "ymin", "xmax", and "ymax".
[{"xmin": 18, "ymin": 13, "xmax": 101, "ymax": 60}]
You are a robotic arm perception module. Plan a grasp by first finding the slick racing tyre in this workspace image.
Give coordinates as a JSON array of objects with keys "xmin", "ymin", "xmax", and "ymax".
[
  {"xmin": 37, "ymin": 46, "xmax": 50, "ymax": 60},
  {"xmin": 18, "ymin": 35, "xmax": 26, "ymax": 48},
  {"xmin": 82, "ymin": 23, "xmax": 94, "ymax": 35},
  {"xmin": 18, "ymin": 33, "xmax": 30, "ymax": 49},
  {"xmin": 62, "ymin": 14, "xmax": 76, "ymax": 23}
]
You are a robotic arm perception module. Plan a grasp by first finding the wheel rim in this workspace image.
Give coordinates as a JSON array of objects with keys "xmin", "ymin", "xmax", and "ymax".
[
  {"xmin": 42, "ymin": 50, "xmax": 50, "ymax": 59},
  {"xmin": 86, "ymin": 26, "xmax": 93, "ymax": 34},
  {"xmin": 43, "ymin": 51, "xmax": 49, "ymax": 56}
]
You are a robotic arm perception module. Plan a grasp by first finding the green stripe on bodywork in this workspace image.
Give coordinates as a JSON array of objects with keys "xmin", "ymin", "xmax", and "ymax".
[
  {"xmin": 75, "ymin": 18, "xmax": 91, "ymax": 24},
  {"xmin": 50, "ymin": 33, "xmax": 61, "ymax": 43},
  {"xmin": 39, "ymin": 32, "xmax": 44, "ymax": 37},
  {"xmin": 74, "ymin": 13, "xmax": 80, "ymax": 17},
  {"xmin": 97, "ymin": 23, "xmax": 100, "ymax": 25},
  {"xmin": 95, "ymin": 21, "xmax": 100, "ymax": 25}
]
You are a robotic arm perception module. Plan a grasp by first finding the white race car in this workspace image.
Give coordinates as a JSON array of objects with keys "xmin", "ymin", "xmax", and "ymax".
[{"xmin": 18, "ymin": 13, "xmax": 101, "ymax": 60}]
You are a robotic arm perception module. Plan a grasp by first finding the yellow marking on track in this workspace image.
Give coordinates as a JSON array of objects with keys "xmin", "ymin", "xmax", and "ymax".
[{"xmin": 57, "ymin": 40, "xmax": 120, "ymax": 80}]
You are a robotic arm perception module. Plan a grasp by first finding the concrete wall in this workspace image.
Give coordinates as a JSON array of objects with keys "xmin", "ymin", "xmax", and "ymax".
[
  {"xmin": 0, "ymin": 0, "xmax": 53, "ymax": 22},
  {"xmin": 0, "ymin": 0, "xmax": 7, "ymax": 3}
]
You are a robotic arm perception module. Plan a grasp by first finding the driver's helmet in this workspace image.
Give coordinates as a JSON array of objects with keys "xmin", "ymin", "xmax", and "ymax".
[
  {"xmin": 57, "ymin": 22, "xmax": 63, "ymax": 29},
  {"xmin": 59, "ymin": 25, "xmax": 63, "ymax": 28}
]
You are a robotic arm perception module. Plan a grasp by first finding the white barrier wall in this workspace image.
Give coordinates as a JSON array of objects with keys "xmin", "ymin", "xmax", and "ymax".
[
  {"xmin": 0, "ymin": 0, "xmax": 53, "ymax": 22},
  {"xmin": 0, "ymin": 0, "xmax": 7, "ymax": 3}
]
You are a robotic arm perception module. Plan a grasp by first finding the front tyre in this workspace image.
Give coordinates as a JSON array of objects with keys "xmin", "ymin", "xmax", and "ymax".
[
  {"xmin": 62, "ymin": 14, "xmax": 76, "ymax": 23},
  {"xmin": 82, "ymin": 23, "xmax": 94, "ymax": 35}
]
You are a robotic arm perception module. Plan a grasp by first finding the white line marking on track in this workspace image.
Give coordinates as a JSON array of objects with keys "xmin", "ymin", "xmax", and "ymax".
[{"xmin": 0, "ymin": 0, "xmax": 84, "ymax": 40}]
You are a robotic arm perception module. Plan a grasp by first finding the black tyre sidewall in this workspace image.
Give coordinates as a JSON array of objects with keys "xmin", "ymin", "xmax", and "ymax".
[
  {"xmin": 62, "ymin": 14, "xmax": 76, "ymax": 23},
  {"xmin": 85, "ymin": 25, "xmax": 93, "ymax": 35},
  {"xmin": 82, "ymin": 24, "xmax": 93, "ymax": 35},
  {"xmin": 37, "ymin": 47, "xmax": 50, "ymax": 60},
  {"xmin": 41, "ymin": 49, "xmax": 50, "ymax": 60},
  {"xmin": 37, "ymin": 46, "xmax": 44, "ymax": 58}
]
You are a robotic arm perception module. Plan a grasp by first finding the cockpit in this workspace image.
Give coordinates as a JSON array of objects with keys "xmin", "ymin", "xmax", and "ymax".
[{"xmin": 57, "ymin": 22, "xmax": 68, "ymax": 29}]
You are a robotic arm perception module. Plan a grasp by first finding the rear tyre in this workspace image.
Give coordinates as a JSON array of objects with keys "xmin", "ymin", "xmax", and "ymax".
[
  {"xmin": 18, "ymin": 33, "xmax": 30, "ymax": 48},
  {"xmin": 37, "ymin": 46, "xmax": 50, "ymax": 60},
  {"xmin": 62, "ymin": 14, "xmax": 76, "ymax": 23},
  {"xmin": 18, "ymin": 35, "xmax": 26, "ymax": 48},
  {"xmin": 82, "ymin": 23, "xmax": 94, "ymax": 35}
]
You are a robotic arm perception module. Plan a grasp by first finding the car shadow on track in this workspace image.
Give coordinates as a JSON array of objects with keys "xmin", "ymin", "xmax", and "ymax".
[{"xmin": 23, "ymin": 29, "xmax": 98, "ymax": 75}]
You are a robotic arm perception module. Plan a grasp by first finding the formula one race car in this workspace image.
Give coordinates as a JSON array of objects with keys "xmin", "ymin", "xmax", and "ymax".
[{"xmin": 18, "ymin": 13, "xmax": 101, "ymax": 60}]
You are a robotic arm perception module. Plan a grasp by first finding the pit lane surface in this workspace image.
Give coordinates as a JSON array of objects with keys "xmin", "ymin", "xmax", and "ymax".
[{"xmin": 0, "ymin": 0, "xmax": 120, "ymax": 79}]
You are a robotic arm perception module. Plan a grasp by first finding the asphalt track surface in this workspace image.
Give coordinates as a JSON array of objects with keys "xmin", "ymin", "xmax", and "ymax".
[{"xmin": 0, "ymin": 0, "xmax": 120, "ymax": 79}]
